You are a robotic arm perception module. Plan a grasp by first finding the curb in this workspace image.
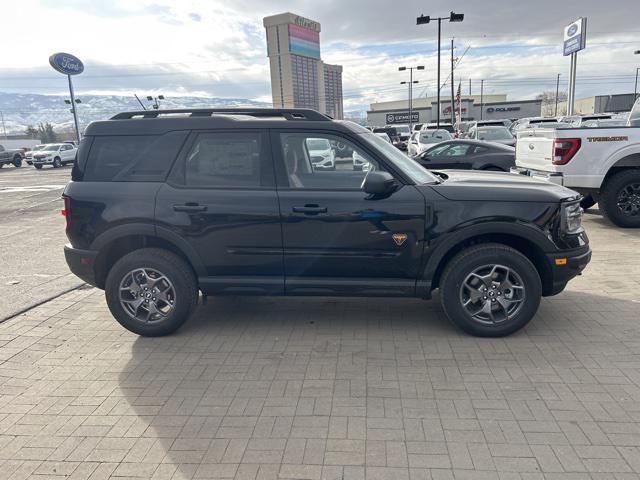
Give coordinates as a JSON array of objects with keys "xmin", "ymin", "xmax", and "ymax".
[{"xmin": 0, "ymin": 283, "xmax": 88, "ymax": 324}]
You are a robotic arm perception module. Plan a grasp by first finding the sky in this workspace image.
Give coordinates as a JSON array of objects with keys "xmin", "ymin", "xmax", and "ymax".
[{"xmin": 2, "ymin": 0, "xmax": 640, "ymax": 114}]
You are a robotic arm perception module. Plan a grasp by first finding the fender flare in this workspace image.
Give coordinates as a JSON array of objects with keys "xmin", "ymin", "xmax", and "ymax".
[
  {"xmin": 90, "ymin": 223, "xmax": 207, "ymax": 277},
  {"xmin": 421, "ymin": 220, "xmax": 556, "ymax": 281}
]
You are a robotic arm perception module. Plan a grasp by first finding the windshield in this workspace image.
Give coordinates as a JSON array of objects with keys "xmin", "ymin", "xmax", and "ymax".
[
  {"xmin": 395, "ymin": 126, "xmax": 410, "ymax": 134},
  {"xmin": 420, "ymin": 130, "xmax": 452, "ymax": 143},
  {"xmin": 358, "ymin": 131, "xmax": 439, "ymax": 184},
  {"xmin": 306, "ymin": 139, "xmax": 331, "ymax": 150},
  {"xmin": 476, "ymin": 127, "xmax": 512, "ymax": 140},
  {"xmin": 43, "ymin": 145, "xmax": 60, "ymax": 151},
  {"xmin": 33, "ymin": 145, "xmax": 46, "ymax": 151}
]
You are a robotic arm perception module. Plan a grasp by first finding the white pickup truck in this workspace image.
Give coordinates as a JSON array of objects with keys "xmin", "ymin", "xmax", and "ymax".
[{"xmin": 512, "ymin": 97, "xmax": 640, "ymax": 227}]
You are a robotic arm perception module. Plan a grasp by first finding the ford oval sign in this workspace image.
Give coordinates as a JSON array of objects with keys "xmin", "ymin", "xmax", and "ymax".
[{"xmin": 49, "ymin": 52, "xmax": 84, "ymax": 75}]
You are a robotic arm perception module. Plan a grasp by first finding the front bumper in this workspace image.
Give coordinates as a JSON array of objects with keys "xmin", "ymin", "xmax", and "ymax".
[
  {"xmin": 544, "ymin": 245, "xmax": 591, "ymax": 296},
  {"xmin": 32, "ymin": 157, "xmax": 54, "ymax": 165},
  {"xmin": 511, "ymin": 166, "xmax": 564, "ymax": 185},
  {"xmin": 64, "ymin": 244, "xmax": 98, "ymax": 287}
]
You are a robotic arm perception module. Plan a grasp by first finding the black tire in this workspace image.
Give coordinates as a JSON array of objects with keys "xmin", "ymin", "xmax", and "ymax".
[
  {"xmin": 34, "ymin": 164, "xmax": 43, "ymax": 169},
  {"xmin": 12, "ymin": 156, "xmax": 22, "ymax": 168},
  {"xmin": 105, "ymin": 248, "xmax": 198, "ymax": 336},
  {"xmin": 440, "ymin": 243, "xmax": 542, "ymax": 337},
  {"xmin": 580, "ymin": 195, "xmax": 596, "ymax": 210},
  {"xmin": 481, "ymin": 166, "xmax": 504, "ymax": 172},
  {"xmin": 599, "ymin": 169, "xmax": 640, "ymax": 228},
  {"xmin": 53, "ymin": 157, "xmax": 62, "ymax": 168}
]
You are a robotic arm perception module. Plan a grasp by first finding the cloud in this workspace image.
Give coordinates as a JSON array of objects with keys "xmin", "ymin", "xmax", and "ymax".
[{"xmin": 189, "ymin": 12, "xmax": 202, "ymax": 22}]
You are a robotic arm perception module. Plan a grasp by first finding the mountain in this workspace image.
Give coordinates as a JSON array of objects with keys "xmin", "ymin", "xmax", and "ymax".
[{"xmin": 0, "ymin": 92, "xmax": 270, "ymax": 135}]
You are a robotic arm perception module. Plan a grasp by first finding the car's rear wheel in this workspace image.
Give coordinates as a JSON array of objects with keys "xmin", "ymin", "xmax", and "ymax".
[
  {"xmin": 440, "ymin": 244, "xmax": 541, "ymax": 337},
  {"xmin": 53, "ymin": 157, "xmax": 62, "ymax": 168},
  {"xmin": 600, "ymin": 170, "xmax": 640, "ymax": 228},
  {"xmin": 12, "ymin": 156, "xmax": 22, "ymax": 167},
  {"xmin": 481, "ymin": 166, "xmax": 504, "ymax": 172},
  {"xmin": 34, "ymin": 164, "xmax": 43, "ymax": 169},
  {"xmin": 105, "ymin": 248, "xmax": 198, "ymax": 336}
]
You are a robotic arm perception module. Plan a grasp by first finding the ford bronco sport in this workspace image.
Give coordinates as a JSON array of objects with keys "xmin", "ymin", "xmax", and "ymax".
[{"xmin": 63, "ymin": 108, "xmax": 591, "ymax": 337}]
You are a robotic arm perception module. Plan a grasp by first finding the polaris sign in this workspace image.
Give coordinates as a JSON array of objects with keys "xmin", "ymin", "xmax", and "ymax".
[
  {"xmin": 563, "ymin": 18, "xmax": 587, "ymax": 56},
  {"xmin": 386, "ymin": 112, "xmax": 419, "ymax": 124},
  {"xmin": 49, "ymin": 52, "xmax": 84, "ymax": 75}
]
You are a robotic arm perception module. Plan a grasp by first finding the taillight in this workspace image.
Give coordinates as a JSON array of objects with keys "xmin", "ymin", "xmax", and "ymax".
[
  {"xmin": 552, "ymin": 138, "xmax": 581, "ymax": 165},
  {"xmin": 61, "ymin": 195, "xmax": 71, "ymax": 230}
]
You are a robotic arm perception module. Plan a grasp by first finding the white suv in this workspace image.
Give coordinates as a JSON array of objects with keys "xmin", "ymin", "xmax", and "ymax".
[{"xmin": 32, "ymin": 143, "xmax": 78, "ymax": 169}]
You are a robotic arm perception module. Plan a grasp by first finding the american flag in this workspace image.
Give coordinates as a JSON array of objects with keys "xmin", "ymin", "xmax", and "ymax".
[{"xmin": 455, "ymin": 81, "xmax": 462, "ymax": 108}]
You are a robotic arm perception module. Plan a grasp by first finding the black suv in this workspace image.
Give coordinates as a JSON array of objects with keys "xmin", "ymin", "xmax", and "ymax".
[{"xmin": 63, "ymin": 108, "xmax": 591, "ymax": 337}]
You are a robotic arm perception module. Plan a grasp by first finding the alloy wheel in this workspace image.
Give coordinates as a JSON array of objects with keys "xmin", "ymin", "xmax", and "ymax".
[
  {"xmin": 459, "ymin": 264, "xmax": 525, "ymax": 325},
  {"xmin": 617, "ymin": 182, "xmax": 640, "ymax": 217},
  {"xmin": 119, "ymin": 268, "xmax": 176, "ymax": 323}
]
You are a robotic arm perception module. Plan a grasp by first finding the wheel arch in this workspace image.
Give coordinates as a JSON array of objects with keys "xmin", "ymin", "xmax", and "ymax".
[
  {"xmin": 424, "ymin": 224, "xmax": 555, "ymax": 296},
  {"xmin": 603, "ymin": 154, "xmax": 640, "ymax": 184},
  {"xmin": 91, "ymin": 225, "xmax": 206, "ymax": 289}
]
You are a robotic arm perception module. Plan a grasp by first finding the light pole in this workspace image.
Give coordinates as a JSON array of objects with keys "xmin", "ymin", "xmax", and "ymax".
[
  {"xmin": 399, "ymin": 65, "xmax": 424, "ymax": 130},
  {"xmin": 416, "ymin": 11, "xmax": 464, "ymax": 128},
  {"xmin": 480, "ymin": 79, "xmax": 484, "ymax": 120},
  {"xmin": 555, "ymin": 73, "xmax": 561, "ymax": 117},
  {"xmin": 146, "ymin": 95, "xmax": 165, "ymax": 110},
  {"xmin": 635, "ymin": 51, "xmax": 640, "ymax": 100}
]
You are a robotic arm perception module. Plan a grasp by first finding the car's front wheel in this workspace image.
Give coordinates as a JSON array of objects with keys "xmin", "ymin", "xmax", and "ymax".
[
  {"xmin": 440, "ymin": 244, "xmax": 541, "ymax": 337},
  {"xmin": 105, "ymin": 248, "xmax": 198, "ymax": 336},
  {"xmin": 53, "ymin": 157, "xmax": 62, "ymax": 168}
]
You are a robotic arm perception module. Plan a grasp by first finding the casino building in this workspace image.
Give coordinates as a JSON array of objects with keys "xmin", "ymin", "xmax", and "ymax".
[
  {"xmin": 263, "ymin": 12, "xmax": 344, "ymax": 119},
  {"xmin": 367, "ymin": 95, "xmax": 543, "ymax": 127}
]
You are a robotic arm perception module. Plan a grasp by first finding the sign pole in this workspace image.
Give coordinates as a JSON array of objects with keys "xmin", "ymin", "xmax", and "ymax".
[
  {"xmin": 409, "ymin": 68, "xmax": 413, "ymax": 131},
  {"xmin": 567, "ymin": 53, "xmax": 577, "ymax": 116},
  {"xmin": 68, "ymin": 74, "xmax": 81, "ymax": 144}
]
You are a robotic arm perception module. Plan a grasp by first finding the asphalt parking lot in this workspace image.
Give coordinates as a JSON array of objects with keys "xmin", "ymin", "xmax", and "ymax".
[
  {"xmin": 1, "ymin": 188, "xmax": 640, "ymax": 478},
  {"xmin": 0, "ymin": 164, "xmax": 81, "ymax": 321}
]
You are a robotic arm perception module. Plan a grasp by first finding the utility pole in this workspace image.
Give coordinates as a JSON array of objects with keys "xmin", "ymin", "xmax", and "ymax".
[
  {"xmin": 0, "ymin": 111, "xmax": 7, "ymax": 140},
  {"xmin": 416, "ymin": 11, "xmax": 464, "ymax": 128},
  {"xmin": 635, "ymin": 67, "xmax": 639, "ymax": 101},
  {"xmin": 450, "ymin": 38, "xmax": 455, "ymax": 126},
  {"xmin": 480, "ymin": 80, "xmax": 484, "ymax": 120},
  {"xmin": 469, "ymin": 78, "xmax": 471, "ymax": 96},
  {"xmin": 555, "ymin": 73, "xmax": 561, "ymax": 116}
]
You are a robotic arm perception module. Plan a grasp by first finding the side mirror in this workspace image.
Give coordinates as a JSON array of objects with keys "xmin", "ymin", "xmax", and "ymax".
[{"xmin": 363, "ymin": 171, "xmax": 397, "ymax": 195}]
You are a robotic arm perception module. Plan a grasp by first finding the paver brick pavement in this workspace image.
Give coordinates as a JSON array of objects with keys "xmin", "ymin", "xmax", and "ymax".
[{"xmin": 0, "ymin": 212, "xmax": 640, "ymax": 478}]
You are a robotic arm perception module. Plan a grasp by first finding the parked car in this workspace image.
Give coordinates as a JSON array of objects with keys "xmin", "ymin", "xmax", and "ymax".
[
  {"xmin": 407, "ymin": 132, "xmax": 421, "ymax": 156},
  {"xmin": 24, "ymin": 144, "xmax": 46, "ymax": 165},
  {"xmin": 63, "ymin": 107, "xmax": 590, "ymax": 338},
  {"xmin": 416, "ymin": 129, "xmax": 453, "ymax": 154},
  {"xmin": 510, "ymin": 117, "xmax": 563, "ymax": 134},
  {"xmin": 412, "ymin": 123, "xmax": 424, "ymax": 132},
  {"xmin": 560, "ymin": 114, "xmax": 613, "ymax": 127},
  {"xmin": 32, "ymin": 143, "xmax": 77, "ymax": 169},
  {"xmin": 472, "ymin": 119, "xmax": 514, "ymax": 130},
  {"xmin": 391, "ymin": 124, "xmax": 411, "ymax": 143},
  {"xmin": 413, "ymin": 140, "xmax": 515, "ymax": 172},
  {"xmin": 513, "ymin": 96, "xmax": 640, "ymax": 226},
  {"xmin": 467, "ymin": 126, "xmax": 516, "ymax": 147},
  {"xmin": 580, "ymin": 119, "xmax": 627, "ymax": 128},
  {"xmin": 306, "ymin": 138, "xmax": 335, "ymax": 170},
  {"xmin": 353, "ymin": 132, "xmax": 390, "ymax": 170},
  {"xmin": 373, "ymin": 127, "xmax": 405, "ymax": 150},
  {"xmin": 0, "ymin": 144, "xmax": 25, "ymax": 168}
]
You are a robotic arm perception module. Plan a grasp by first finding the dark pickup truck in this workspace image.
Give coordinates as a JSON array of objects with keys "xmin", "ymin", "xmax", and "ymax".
[{"xmin": 0, "ymin": 145, "xmax": 24, "ymax": 168}]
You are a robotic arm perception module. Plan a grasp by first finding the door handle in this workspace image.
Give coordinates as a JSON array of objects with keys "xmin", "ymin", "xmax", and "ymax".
[
  {"xmin": 292, "ymin": 205, "xmax": 327, "ymax": 215},
  {"xmin": 173, "ymin": 203, "xmax": 207, "ymax": 213}
]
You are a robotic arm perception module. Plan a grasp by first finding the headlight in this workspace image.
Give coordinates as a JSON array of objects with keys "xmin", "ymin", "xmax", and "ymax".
[{"xmin": 561, "ymin": 201, "xmax": 583, "ymax": 234}]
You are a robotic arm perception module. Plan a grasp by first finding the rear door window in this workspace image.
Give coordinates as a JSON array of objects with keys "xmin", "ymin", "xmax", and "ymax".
[{"xmin": 83, "ymin": 131, "xmax": 188, "ymax": 181}]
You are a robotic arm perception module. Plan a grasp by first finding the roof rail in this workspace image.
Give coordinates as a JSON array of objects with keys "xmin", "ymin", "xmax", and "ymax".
[{"xmin": 110, "ymin": 108, "xmax": 331, "ymax": 121}]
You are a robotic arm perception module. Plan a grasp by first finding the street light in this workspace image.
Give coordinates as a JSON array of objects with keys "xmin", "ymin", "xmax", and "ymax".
[
  {"xmin": 399, "ymin": 65, "xmax": 424, "ymax": 130},
  {"xmin": 416, "ymin": 11, "xmax": 464, "ymax": 128}
]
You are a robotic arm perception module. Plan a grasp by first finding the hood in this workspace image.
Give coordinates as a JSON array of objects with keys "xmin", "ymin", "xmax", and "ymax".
[{"xmin": 428, "ymin": 169, "xmax": 580, "ymax": 203}]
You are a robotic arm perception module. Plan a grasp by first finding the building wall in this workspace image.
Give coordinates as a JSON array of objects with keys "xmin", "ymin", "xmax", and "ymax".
[
  {"xmin": 367, "ymin": 99, "xmax": 542, "ymax": 127},
  {"xmin": 263, "ymin": 12, "xmax": 344, "ymax": 119}
]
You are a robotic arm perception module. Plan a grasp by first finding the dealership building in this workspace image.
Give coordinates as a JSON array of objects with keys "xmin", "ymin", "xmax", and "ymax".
[
  {"xmin": 367, "ymin": 95, "xmax": 542, "ymax": 127},
  {"xmin": 263, "ymin": 12, "xmax": 344, "ymax": 119}
]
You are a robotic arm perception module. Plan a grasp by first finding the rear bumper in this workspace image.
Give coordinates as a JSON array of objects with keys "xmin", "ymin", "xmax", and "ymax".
[
  {"xmin": 544, "ymin": 245, "xmax": 591, "ymax": 296},
  {"xmin": 64, "ymin": 244, "xmax": 98, "ymax": 287}
]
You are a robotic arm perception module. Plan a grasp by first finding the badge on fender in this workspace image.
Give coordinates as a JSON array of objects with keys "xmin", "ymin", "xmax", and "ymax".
[{"xmin": 392, "ymin": 233, "xmax": 408, "ymax": 246}]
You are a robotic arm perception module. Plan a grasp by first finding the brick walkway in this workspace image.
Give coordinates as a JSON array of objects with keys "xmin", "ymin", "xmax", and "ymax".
[{"xmin": 1, "ymin": 211, "xmax": 640, "ymax": 479}]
